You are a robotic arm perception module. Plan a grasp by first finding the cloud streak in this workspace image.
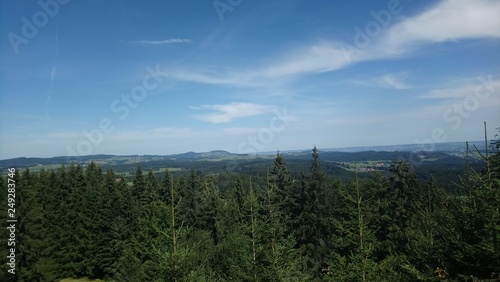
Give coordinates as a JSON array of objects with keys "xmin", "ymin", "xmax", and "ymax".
[
  {"xmin": 376, "ymin": 73, "xmax": 411, "ymax": 89},
  {"xmin": 382, "ymin": 0, "xmax": 500, "ymax": 52},
  {"xmin": 352, "ymin": 73, "xmax": 411, "ymax": 89},
  {"xmin": 168, "ymin": 0, "xmax": 500, "ymax": 87},
  {"xmin": 193, "ymin": 102, "xmax": 275, "ymax": 123},
  {"xmin": 264, "ymin": 0, "xmax": 500, "ymax": 78},
  {"xmin": 419, "ymin": 77, "xmax": 500, "ymax": 100},
  {"xmin": 45, "ymin": 21, "xmax": 59, "ymax": 128},
  {"xmin": 131, "ymin": 38, "xmax": 193, "ymax": 45}
]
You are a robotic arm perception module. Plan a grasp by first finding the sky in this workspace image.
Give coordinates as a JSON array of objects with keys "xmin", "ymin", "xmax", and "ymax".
[{"xmin": 0, "ymin": 0, "xmax": 499, "ymax": 159}]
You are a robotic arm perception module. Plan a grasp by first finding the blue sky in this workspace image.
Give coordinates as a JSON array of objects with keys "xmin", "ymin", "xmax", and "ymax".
[{"xmin": 1, "ymin": 0, "xmax": 499, "ymax": 159}]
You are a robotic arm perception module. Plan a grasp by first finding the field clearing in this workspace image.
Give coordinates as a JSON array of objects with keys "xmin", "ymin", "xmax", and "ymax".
[
  {"xmin": 28, "ymin": 164, "xmax": 64, "ymax": 172},
  {"xmin": 337, "ymin": 160, "xmax": 390, "ymax": 172},
  {"xmin": 60, "ymin": 279, "xmax": 107, "ymax": 282}
]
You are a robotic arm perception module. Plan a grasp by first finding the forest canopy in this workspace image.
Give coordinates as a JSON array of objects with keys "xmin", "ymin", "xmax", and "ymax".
[{"xmin": 1, "ymin": 144, "xmax": 499, "ymax": 281}]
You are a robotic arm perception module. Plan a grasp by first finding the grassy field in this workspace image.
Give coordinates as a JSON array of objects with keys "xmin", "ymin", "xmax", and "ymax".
[
  {"xmin": 27, "ymin": 164, "xmax": 64, "ymax": 172},
  {"xmin": 60, "ymin": 279, "xmax": 108, "ymax": 282},
  {"xmin": 336, "ymin": 160, "xmax": 390, "ymax": 172}
]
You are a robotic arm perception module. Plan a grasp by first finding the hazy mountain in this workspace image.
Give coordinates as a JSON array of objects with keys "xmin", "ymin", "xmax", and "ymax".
[{"xmin": 0, "ymin": 141, "xmax": 488, "ymax": 169}]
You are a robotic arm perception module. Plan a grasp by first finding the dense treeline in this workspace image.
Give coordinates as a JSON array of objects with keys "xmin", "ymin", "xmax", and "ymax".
[{"xmin": 0, "ymin": 144, "xmax": 499, "ymax": 281}]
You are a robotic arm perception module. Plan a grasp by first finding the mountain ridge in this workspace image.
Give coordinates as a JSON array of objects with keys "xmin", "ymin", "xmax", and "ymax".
[{"xmin": 0, "ymin": 141, "xmax": 488, "ymax": 169}]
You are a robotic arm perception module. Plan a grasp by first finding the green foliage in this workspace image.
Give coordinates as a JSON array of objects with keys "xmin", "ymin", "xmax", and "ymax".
[{"xmin": 8, "ymin": 139, "xmax": 500, "ymax": 281}]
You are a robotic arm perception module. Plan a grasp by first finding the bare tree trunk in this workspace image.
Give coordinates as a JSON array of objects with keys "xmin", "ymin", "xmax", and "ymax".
[
  {"xmin": 250, "ymin": 177, "xmax": 257, "ymax": 281},
  {"xmin": 170, "ymin": 175, "xmax": 178, "ymax": 282},
  {"xmin": 355, "ymin": 164, "xmax": 366, "ymax": 282}
]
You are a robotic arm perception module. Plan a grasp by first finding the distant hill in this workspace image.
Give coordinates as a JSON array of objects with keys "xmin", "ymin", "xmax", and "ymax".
[
  {"xmin": 168, "ymin": 150, "xmax": 234, "ymax": 159},
  {"xmin": 0, "ymin": 150, "xmax": 242, "ymax": 169},
  {"xmin": 0, "ymin": 141, "xmax": 488, "ymax": 170},
  {"xmin": 0, "ymin": 154, "xmax": 116, "ymax": 169},
  {"xmin": 322, "ymin": 141, "xmax": 486, "ymax": 154}
]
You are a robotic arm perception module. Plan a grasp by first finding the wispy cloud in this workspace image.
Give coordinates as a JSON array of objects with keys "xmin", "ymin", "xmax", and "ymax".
[
  {"xmin": 419, "ymin": 76, "xmax": 500, "ymax": 99},
  {"xmin": 263, "ymin": 42, "xmax": 356, "ymax": 77},
  {"xmin": 177, "ymin": 0, "xmax": 500, "ymax": 86},
  {"xmin": 352, "ymin": 73, "xmax": 411, "ymax": 89},
  {"xmin": 130, "ymin": 38, "xmax": 193, "ymax": 45},
  {"xmin": 382, "ymin": 0, "xmax": 500, "ymax": 53},
  {"xmin": 171, "ymin": 69, "xmax": 254, "ymax": 86},
  {"xmin": 264, "ymin": 0, "xmax": 500, "ymax": 78},
  {"xmin": 193, "ymin": 102, "xmax": 275, "ymax": 123},
  {"xmin": 376, "ymin": 73, "xmax": 411, "ymax": 89}
]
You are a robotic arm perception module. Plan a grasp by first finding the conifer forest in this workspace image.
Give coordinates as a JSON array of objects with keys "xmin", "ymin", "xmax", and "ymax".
[{"xmin": 1, "ymin": 142, "xmax": 499, "ymax": 282}]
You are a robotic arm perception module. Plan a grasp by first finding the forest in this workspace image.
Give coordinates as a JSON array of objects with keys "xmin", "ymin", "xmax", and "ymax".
[{"xmin": 0, "ymin": 143, "xmax": 499, "ymax": 281}]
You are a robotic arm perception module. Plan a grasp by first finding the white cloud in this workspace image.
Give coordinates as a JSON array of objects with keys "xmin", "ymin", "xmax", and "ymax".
[
  {"xmin": 163, "ymin": 1, "xmax": 500, "ymax": 90},
  {"xmin": 265, "ymin": 0, "xmax": 500, "ymax": 77},
  {"xmin": 377, "ymin": 73, "xmax": 411, "ymax": 89},
  {"xmin": 419, "ymin": 76, "xmax": 500, "ymax": 99},
  {"xmin": 352, "ymin": 73, "xmax": 411, "ymax": 89},
  {"xmin": 171, "ymin": 69, "xmax": 254, "ymax": 87},
  {"xmin": 193, "ymin": 102, "xmax": 275, "ymax": 123},
  {"xmin": 275, "ymin": 1, "xmax": 500, "ymax": 75},
  {"xmin": 263, "ymin": 42, "xmax": 357, "ymax": 77},
  {"xmin": 131, "ymin": 38, "xmax": 193, "ymax": 45},
  {"xmin": 383, "ymin": 0, "xmax": 500, "ymax": 53}
]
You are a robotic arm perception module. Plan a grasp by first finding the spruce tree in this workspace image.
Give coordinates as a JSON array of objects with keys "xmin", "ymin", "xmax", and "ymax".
[
  {"xmin": 17, "ymin": 169, "xmax": 46, "ymax": 281},
  {"xmin": 269, "ymin": 152, "xmax": 293, "ymax": 209},
  {"xmin": 263, "ymin": 170, "xmax": 308, "ymax": 281},
  {"xmin": 407, "ymin": 176, "xmax": 450, "ymax": 279},
  {"xmin": 292, "ymin": 146, "xmax": 332, "ymax": 278},
  {"xmin": 81, "ymin": 162, "xmax": 103, "ymax": 278},
  {"xmin": 59, "ymin": 164, "xmax": 90, "ymax": 278},
  {"xmin": 387, "ymin": 160, "xmax": 421, "ymax": 257},
  {"xmin": 197, "ymin": 178, "xmax": 222, "ymax": 245},
  {"xmin": 93, "ymin": 168, "xmax": 121, "ymax": 279},
  {"xmin": 446, "ymin": 135, "xmax": 500, "ymax": 279}
]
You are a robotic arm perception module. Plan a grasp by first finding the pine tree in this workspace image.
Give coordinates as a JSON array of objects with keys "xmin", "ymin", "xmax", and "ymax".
[
  {"xmin": 58, "ymin": 164, "xmax": 90, "ymax": 278},
  {"xmin": 234, "ymin": 176, "xmax": 245, "ymax": 214},
  {"xmin": 143, "ymin": 169, "xmax": 159, "ymax": 206},
  {"xmin": 386, "ymin": 160, "xmax": 421, "ymax": 257},
  {"xmin": 268, "ymin": 152, "xmax": 293, "ymax": 209},
  {"xmin": 17, "ymin": 169, "xmax": 46, "ymax": 281},
  {"xmin": 248, "ymin": 178, "xmax": 259, "ymax": 281},
  {"xmin": 113, "ymin": 174, "xmax": 142, "ymax": 280},
  {"xmin": 263, "ymin": 170, "xmax": 308, "ymax": 281},
  {"xmin": 93, "ymin": 168, "xmax": 121, "ymax": 279},
  {"xmin": 155, "ymin": 173, "xmax": 213, "ymax": 281},
  {"xmin": 197, "ymin": 178, "xmax": 222, "ymax": 245},
  {"xmin": 160, "ymin": 169, "xmax": 172, "ymax": 205},
  {"xmin": 80, "ymin": 162, "xmax": 104, "ymax": 278},
  {"xmin": 446, "ymin": 129, "xmax": 500, "ymax": 279},
  {"xmin": 41, "ymin": 168, "xmax": 69, "ymax": 281},
  {"xmin": 292, "ymin": 146, "xmax": 332, "ymax": 278},
  {"xmin": 132, "ymin": 166, "xmax": 145, "ymax": 211},
  {"xmin": 178, "ymin": 168, "xmax": 200, "ymax": 227},
  {"xmin": 0, "ymin": 173, "xmax": 12, "ymax": 282},
  {"xmin": 407, "ymin": 176, "xmax": 450, "ymax": 279},
  {"xmin": 114, "ymin": 248, "xmax": 145, "ymax": 282}
]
